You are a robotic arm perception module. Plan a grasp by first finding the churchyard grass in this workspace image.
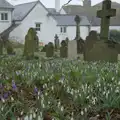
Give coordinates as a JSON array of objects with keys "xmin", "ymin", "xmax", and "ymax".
[{"xmin": 0, "ymin": 55, "xmax": 120, "ymax": 119}]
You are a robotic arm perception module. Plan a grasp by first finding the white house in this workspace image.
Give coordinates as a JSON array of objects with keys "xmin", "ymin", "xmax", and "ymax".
[{"xmin": 0, "ymin": 0, "xmax": 90, "ymax": 45}]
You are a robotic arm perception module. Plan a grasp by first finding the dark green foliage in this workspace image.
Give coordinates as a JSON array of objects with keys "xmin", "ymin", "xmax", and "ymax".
[
  {"xmin": 41, "ymin": 44, "xmax": 47, "ymax": 52},
  {"xmin": 46, "ymin": 42, "xmax": 54, "ymax": 57},
  {"xmin": 6, "ymin": 41, "xmax": 15, "ymax": 55},
  {"xmin": 109, "ymin": 30, "xmax": 120, "ymax": 43},
  {"xmin": 60, "ymin": 40, "xmax": 68, "ymax": 58},
  {"xmin": 23, "ymin": 28, "xmax": 36, "ymax": 59}
]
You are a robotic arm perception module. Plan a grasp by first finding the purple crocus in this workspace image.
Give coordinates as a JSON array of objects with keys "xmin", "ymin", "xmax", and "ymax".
[
  {"xmin": 3, "ymin": 92, "xmax": 9, "ymax": 99},
  {"xmin": 34, "ymin": 86, "xmax": 38, "ymax": 94},
  {"xmin": 12, "ymin": 80, "xmax": 17, "ymax": 91}
]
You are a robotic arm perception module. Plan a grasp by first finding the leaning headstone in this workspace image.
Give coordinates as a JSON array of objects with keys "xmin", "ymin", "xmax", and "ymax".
[
  {"xmin": 23, "ymin": 28, "xmax": 36, "ymax": 59},
  {"xmin": 60, "ymin": 40, "xmax": 68, "ymax": 58},
  {"xmin": 54, "ymin": 34, "xmax": 59, "ymax": 51},
  {"xmin": 68, "ymin": 40, "xmax": 77, "ymax": 59},
  {"xmin": 0, "ymin": 36, "xmax": 3, "ymax": 55},
  {"xmin": 84, "ymin": 0, "xmax": 118, "ymax": 62},
  {"xmin": 46, "ymin": 42, "xmax": 54, "ymax": 57}
]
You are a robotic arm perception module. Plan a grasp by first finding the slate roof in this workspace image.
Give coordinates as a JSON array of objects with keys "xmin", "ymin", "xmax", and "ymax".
[
  {"xmin": 12, "ymin": 1, "xmax": 90, "ymax": 26},
  {"xmin": 12, "ymin": 1, "xmax": 60, "ymax": 21},
  {"xmin": 53, "ymin": 15, "xmax": 90, "ymax": 26},
  {"xmin": 12, "ymin": 1, "xmax": 36, "ymax": 21},
  {"xmin": 0, "ymin": 0, "xmax": 14, "ymax": 9},
  {"xmin": 63, "ymin": 1, "xmax": 120, "ymax": 26}
]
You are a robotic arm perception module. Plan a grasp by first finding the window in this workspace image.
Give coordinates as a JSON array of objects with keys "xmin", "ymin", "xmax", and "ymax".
[
  {"xmin": 60, "ymin": 26, "xmax": 67, "ymax": 33},
  {"xmin": 1, "ymin": 13, "xmax": 8, "ymax": 20},
  {"xmin": 35, "ymin": 23, "xmax": 41, "ymax": 31}
]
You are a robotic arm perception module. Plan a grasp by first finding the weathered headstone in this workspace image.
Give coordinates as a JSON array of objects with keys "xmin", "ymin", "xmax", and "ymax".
[
  {"xmin": 97, "ymin": 0, "xmax": 116, "ymax": 41},
  {"xmin": 46, "ymin": 42, "xmax": 54, "ymax": 57},
  {"xmin": 84, "ymin": 31, "xmax": 98, "ymax": 60},
  {"xmin": 84, "ymin": 0, "xmax": 118, "ymax": 62},
  {"xmin": 77, "ymin": 38, "xmax": 85, "ymax": 54},
  {"xmin": 68, "ymin": 40, "xmax": 77, "ymax": 59},
  {"xmin": 54, "ymin": 34, "xmax": 59, "ymax": 51},
  {"xmin": 74, "ymin": 15, "xmax": 85, "ymax": 54},
  {"xmin": 65, "ymin": 37, "xmax": 69, "ymax": 46},
  {"xmin": 60, "ymin": 40, "xmax": 68, "ymax": 58},
  {"xmin": 23, "ymin": 28, "xmax": 36, "ymax": 59}
]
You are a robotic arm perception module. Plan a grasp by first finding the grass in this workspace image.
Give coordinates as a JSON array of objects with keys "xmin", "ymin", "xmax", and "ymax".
[{"xmin": 0, "ymin": 44, "xmax": 120, "ymax": 119}]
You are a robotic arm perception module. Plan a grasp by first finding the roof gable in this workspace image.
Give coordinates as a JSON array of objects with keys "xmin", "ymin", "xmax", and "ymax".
[
  {"xmin": 13, "ymin": 0, "xmax": 51, "ymax": 21},
  {"xmin": 0, "ymin": 0, "xmax": 14, "ymax": 9}
]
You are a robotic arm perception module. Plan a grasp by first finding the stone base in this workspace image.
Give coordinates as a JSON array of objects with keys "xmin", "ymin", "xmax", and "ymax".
[{"xmin": 84, "ymin": 41, "xmax": 118, "ymax": 62}]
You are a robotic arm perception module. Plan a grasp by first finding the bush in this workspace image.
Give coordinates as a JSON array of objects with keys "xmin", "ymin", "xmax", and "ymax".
[{"xmin": 109, "ymin": 30, "xmax": 120, "ymax": 43}]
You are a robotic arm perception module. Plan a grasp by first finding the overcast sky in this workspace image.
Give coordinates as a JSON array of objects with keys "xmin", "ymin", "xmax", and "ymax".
[{"xmin": 8, "ymin": 0, "xmax": 120, "ymax": 7}]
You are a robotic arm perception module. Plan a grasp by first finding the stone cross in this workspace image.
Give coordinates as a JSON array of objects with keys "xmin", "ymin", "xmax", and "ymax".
[
  {"xmin": 54, "ymin": 34, "xmax": 59, "ymax": 50},
  {"xmin": 74, "ymin": 15, "xmax": 81, "ymax": 40},
  {"xmin": 97, "ymin": 0, "xmax": 116, "ymax": 40}
]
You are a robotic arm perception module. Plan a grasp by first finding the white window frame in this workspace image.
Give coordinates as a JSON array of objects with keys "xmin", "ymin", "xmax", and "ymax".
[
  {"xmin": 35, "ymin": 22, "xmax": 41, "ymax": 31},
  {"xmin": 1, "ymin": 13, "xmax": 8, "ymax": 21},
  {"xmin": 60, "ymin": 26, "xmax": 67, "ymax": 33}
]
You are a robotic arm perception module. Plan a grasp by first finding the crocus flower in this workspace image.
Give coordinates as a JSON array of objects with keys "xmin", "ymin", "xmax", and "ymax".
[
  {"xmin": 12, "ymin": 80, "xmax": 17, "ymax": 91},
  {"xmin": 34, "ymin": 86, "xmax": 38, "ymax": 94},
  {"xmin": 3, "ymin": 92, "xmax": 9, "ymax": 99}
]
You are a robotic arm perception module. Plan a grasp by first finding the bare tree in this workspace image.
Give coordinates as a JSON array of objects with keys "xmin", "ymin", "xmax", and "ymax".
[{"xmin": 59, "ymin": 0, "xmax": 84, "ymax": 12}]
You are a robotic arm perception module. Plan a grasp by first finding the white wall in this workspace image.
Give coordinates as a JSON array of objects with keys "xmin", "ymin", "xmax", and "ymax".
[
  {"xmin": 57, "ymin": 26, "xmax": 89, "ymax": 42},
  {"xmin": 9, "ymin": 3, "xmax": 58, "ymax": 44},
  {"xmin": 60, "ymin": 8, "xmax": 67, "ymax": 14},
  {"xmin": 0, "ymin": 9, "xmax": 12, "ymax": 33},
  {"xmin": 91, "ymin": 26, "xmax": 120, "ymax": 33}
]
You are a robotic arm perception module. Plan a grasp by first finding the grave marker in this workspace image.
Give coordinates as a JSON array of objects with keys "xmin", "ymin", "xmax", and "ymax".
[{"xmin": 68, "ymin": 40, "xmax": 77, "ymax": 59}]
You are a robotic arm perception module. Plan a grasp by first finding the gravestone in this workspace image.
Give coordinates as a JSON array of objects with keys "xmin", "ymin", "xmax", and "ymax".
[
  {"xmin": 74, "ymin": 15, "xmax": 81, "ymax": 40},
  {"xmin": 84, "ymin": 0, "xmax": 118, "ymax": 62},
  {"xmin": 60, "ymin": 40, "xmax": 68, "ymax": 58},
  {"xmin": 68, "ymin": 40, "xmax": 77, "ymax": 59},
  {"xmin": 23, "ymin": 28, "xmax": 36, "ymax": 59},
  {"xmin": 84, "ymin": 31, "xmax": 98, "ymax": 60},
  {"xmin": 77, "ymin": 38, "xmax": 85, "ymax": 54},
  {"xmin": 74, "ymin": 15, "xmax": 84, "ymax": 54},
  {"xmin": 54, "ymin": 34, "xmax": 59, "ymax": 51},
  {"xmin": 46, "ymin": 42, "xmax": 54, "ymax": 57},
  {"xmin": 65, "ymin": 37, "xmax": 69, "ymax": 46}
]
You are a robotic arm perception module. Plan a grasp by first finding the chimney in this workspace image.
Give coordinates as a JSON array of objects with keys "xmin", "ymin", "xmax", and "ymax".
[{"xmin": 55, "ymin": 0, "xmax": 60, "ymax": 13}]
